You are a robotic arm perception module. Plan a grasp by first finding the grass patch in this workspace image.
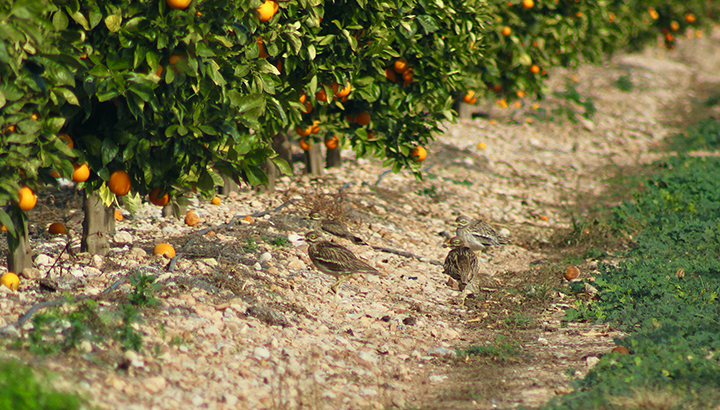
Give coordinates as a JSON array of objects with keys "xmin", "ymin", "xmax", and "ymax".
[
  {"xmin": 456, "ymin": 335, "xmax": 522, "ymax": 361},
  {"xmin": 667, "ymin": 117, "xmax": 720, "ymax": 152},
  {"xmin": 543, "ymin": 154, "xmax": 720, "ymax": 409},
  {"xmin": 0, "ymin": 359, "xmax": 87, "ymax": 410}
]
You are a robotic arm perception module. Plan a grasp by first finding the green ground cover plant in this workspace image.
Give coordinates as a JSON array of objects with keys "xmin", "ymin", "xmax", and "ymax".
[
  {"xmin": 0, "ymin": 359, "xmax": 88, "ymax": 410},
  {"xmin": 543, "ymin": 153, "xmax": 720, "ymax": 409}
]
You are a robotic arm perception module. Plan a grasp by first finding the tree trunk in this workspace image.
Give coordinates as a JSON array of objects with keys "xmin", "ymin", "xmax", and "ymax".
[
  {"xmin": 7, "ymin": 206, "xmax": 32, "ymax": 274},
  {"xmin": 104, "ymin": 204, "xmax": 116, "ymax": 234},
  {"xmin": 81, "ymin": 191, "xmax": 110, "ymax": 256},
  {"xmin": 304, "ymin": 143, "xmax": 323, "ymax": 176},
  {"xmin": 272, "ymin": 132, "xmax": 293, "ymax": 173},
  {"xmin": 220, "ymin": 175, "xmax": 239, "ymax": 195},
  {"xmin": 256, "ymin": 159, "xmax": 277, "ymax": 193},
  {"xmin": 163, "ymin": 202, "xmax": 187, "ymax": 218},
  {"xmin": 326, "ymin": 147, "xmax": 341, "ymax": 168}
]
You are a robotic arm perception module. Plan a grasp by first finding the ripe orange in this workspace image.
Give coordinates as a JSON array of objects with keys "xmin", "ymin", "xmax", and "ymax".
[
  {"xmin": 310, "ymin": 120, "xmax": 321, "ymax": 134},
  {"xmin": 48, "ymin": 222, "xmax": 67, "ymax": 235},
  {"xmin": 410, "ymin": 146, "xmax": 427, "ymax": 162},
  {"xmin": 18, "ymin": 186, "xmax": 36, "ymax": 211},
  {"xmin": 296, "ymin": 125, "xmax": 312, "ymax": 137},
  {"xmin": 303, "ymin": 101, "xmax": 313, "ymax": 114},
  {"xmin": 496, "ymin": 99, "xmax": 509, "ymax": 108},
  {"xmin": 115, "ymin": 209, "xmax": 123, "ymax": 221},
  {"xmin": 665, "ymin": 33, "xmax": 674, "ymax": 42},
  {"xmin": 332, "ymin": 81, "xmax": 352, "ymax": 98},
  {"xmin": 355, "ymin": 111, "xmax": 371, "ymax": 126},
  {"xmin": 31, "ymin": 113, "xmax": 38, "ymax": 120},
  {"xmin": 670, "ymin": 21, "xmax": 679, "ymax": 31},
  {"xmin": 185, "ymin": 210, "xmax": 199, "ymax": 226},
  {"xmin": 402, "ymin": 69, "xmax": 413, "ymax": 82},
  {"xmin": 462, "ymin": 90, "xmax": 476, "ymax": 104},
  {"xmin": 648, "ymin": 8, "xmax": 658, "ymax": 20},
  {"xmin": 530, "ymin": 64, "xmax": 540, "ymax": 74},
  {"xmin": 59, "ymin": 133, "xmax": 73, "ymax": 149},
  {"xmin": 211, "ymin": 196, "xmax": 221, "ymax": 205},
  {"xmin": 612, "ymin": 346, "xmax": 629, "ymax": 354},
  {"xmin": 393, "ymin": 58, "xmax": 409, "ymax": 74},
  {"xmin": 299, "ymin": 93, "xmax": 307, "ymax": 104},
  {"xmin": 513, "ymin": 101, "xmax": 522, "ymax": 109},
  {"xmin": 565, "ymin": 266, "xmax": 580, "ymax": 280},
  {"xmin": 501, "ymin": 26, "xmax": 511, "ymax": 36},
  {"xmin": 522, "ymin": 0, "xmax": 533, "ymax": 8},
  {"xmin": 50, "ymin": 170, "xmax": 60, "ymax": 178},
  {"xmin": 300, "ymin": 138, "xmax": 312, "ymax": 151},
  {"xmin": 608, "ymin": 12, "xmax": 615, "ymax": 22},
  {"xmin": 316, "ymin": 88, "xmax": 327, "ymax": 102},
  {"xmin": 169, "ymin": 53, "xmax": 185, "ymax": 65},
  {"xmin": 108, "ymin": 170, "xmax": 131, "ymax": 196},
  {"xmin": 576, "ymin": 12, "xmax": 582, "ymax": 17},
  {"xmin": 149, "ymin": 187, "xmax": 170, "ymax": 206},
  {"xmin": 0, "ymin": 272, "xmax": 19, "ymax": 291},
  {"xmin": 257, "ymin": 0, "xmax": 279, "ymax": 22},
  {"xmin": 257, "ymin": 38, "xmax": 269, "ymax": 58},
  {"xmin": 325, "ymin": 136, "xmax": 339, "ymax": 150},
  {"xmin": 167, "ymin": 0, "xmax": 191, "ymax": 10},
  {"xmin": 153, "ymin": 243, "xmax": 176, "ymax": 258},
  {"xmin": 685, "ymin": 13, "xmax": 695, "ymax": 23},
  {"xmin": 0, "ymin": 225, "xmax": 6, "ymax": 231},
  {"xmin": 384, "ymin": 67, "xmax": 397, "ymax": 82},
  {"xmin": 517, "ymin": 90, "xmax": 525, "ymax": 98},
  {"xmin": 72, "ymin": 163, "xmax": 90, "ymax": 183},
  {"xmin": 6, "ymin": 125, "xmax": 16, "ymax": 133}
]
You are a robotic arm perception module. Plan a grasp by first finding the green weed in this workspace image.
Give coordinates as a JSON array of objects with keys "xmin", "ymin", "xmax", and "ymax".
[
  {"xmin": 0, "ymin": 360, "xmax": 87, "ymax": 410},
  {"xmin": 456, "ymin": 335, "xmax": 522, "ymax": 360},
  {"xmin": 614, "ymin": 74, "xmax": 634, "ymax": 92}
]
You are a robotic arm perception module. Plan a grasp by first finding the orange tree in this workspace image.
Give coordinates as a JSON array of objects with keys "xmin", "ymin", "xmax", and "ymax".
[
  {"xmin": 276, "ymin": 0, "xmax": 490, "ymax": 174},
  {"xmin": 1, "ymin": 0, "xmax": 80, "ymax": 271},
  {"xmin": 476, "ymin": 0, "xmax": 720, "ymax": 102}
]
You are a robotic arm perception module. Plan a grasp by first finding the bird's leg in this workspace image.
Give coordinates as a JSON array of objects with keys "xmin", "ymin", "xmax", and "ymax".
[{"xmin": 330, "ymin": 275, "xmax": 351, "ymax": 294}]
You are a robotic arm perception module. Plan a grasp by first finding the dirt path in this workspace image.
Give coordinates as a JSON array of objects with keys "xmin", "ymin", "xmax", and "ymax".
[{"xmin": 1, "ymin": 31, "xmax": 720, "ymax": 410}]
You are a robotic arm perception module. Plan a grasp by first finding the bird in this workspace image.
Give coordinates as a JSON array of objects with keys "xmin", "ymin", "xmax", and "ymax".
[
  {"xmin": 307, "ymin": 211, "xmax": 366, "ymax": 245},
  {"xmin": 443, "ymin": 236, "xmax": 479, "ymax": 303},
  {"xmin": 455, "ymin": 215, "xmax": 509, "ymax": 251},
  {"xmin": 304, "ymin": 231, "xmax": 379, "ymax": 293}
]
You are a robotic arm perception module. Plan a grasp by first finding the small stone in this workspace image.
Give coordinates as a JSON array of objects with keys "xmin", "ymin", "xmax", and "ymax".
[
  {"xmin": 224, "ymin": 394, "xmax": 239, "ymax": 407},
  {"xmin": 34, "ymin": 254, "xmax": 52, "ymax": 266},
  {"xmin": 288, "ymin": 259, "xmax": 305, "ymax": 271},
  {"xmin": 253, "ymin": 262, "xmax": 262, "ymax": 271},
  {"xmin": 21, "ymin": 268, "xmax": 42, "ymax": 280},
  {"xmin": 80, "ymin": 340, "xmax": 93, "ymax": 353},
  {"xmin": 427, "ymin": 347, "xmax": 456, "ymax": 357},
  {"xmin": 403, "ymin": 317, "xmax": 417, "ymax": 326},
  {"xmin": 586, "ymin": 356, "xmax": 600, "ymax": 369},
  {"xmin": 92, "ymin": 255, "xmax": 103, "ymax": 269},
  {"xmin": 253, "ymin": 346, "xmax": 271, "ymax": 360},
  {"xmin": 113, "ymin": 231, "xmax": 133, "ymax": 244},
  {"xmin": 429, "ymin": 375, "xmax": 448, "ymax": 383},
  {"xmin": 267, "ymin": 266, "xmax": 279, "ymax": 275},
  {"xmin": 129, "ymin": 247, "xmax": 147, "ymax": 260},
  {"xmin": 191, "ymin": 396, "xmax": 203, "ymax": 406},
  {"xmin": 259, "ymin": 252, "xmax": 272, "ymax": 263},
  {"xmin": 144, "ymin": 376, "xmax": 166, "ymax": 393}
]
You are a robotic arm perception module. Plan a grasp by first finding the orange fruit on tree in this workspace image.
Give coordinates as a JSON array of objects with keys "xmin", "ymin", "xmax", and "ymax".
[
  {"xmin": 685, "ymin": 13, "xmax": 695, "ymax": 23},
  {"xmin": 410, "ymin": 146, "xmax": 427, "ymax": 162},
  {"xmin": 149, "ymin": 187, "xmax": 170, "ymax": 207},
  {"xmin": 31, "ymin": 113, "xmax": 38, "ymax": 120},
  {"xmin": 310, "ymin": 120, "xmax": 321, "ymax": 134},
  {"xmin": 501, "ymin": 26, "xmax": 511, "ymax": 36},
  {"xmin": 393, "ymin": 58, "xmax": 409, "ymax": 73},
  {"xmin": 299, "ymin": 138, "xmax": 312, "ymax": 151},
  {"xmin": 325, "ymin": 136, "xmax": 339, "ymax": 150},
  {"xmin": 355, "ymin": 111, "xmax": 371, "ymax": 126},
  {"xmin": 402, "ymin": 69, "xmax": 413, "ymax": 82},
  {"xmin": 530, "ymin": 64, "xmax": 540, "ymax": 74},
  {"xmin": 109, "ymin": 170, "xmax": 131, "ymax": 196},
  {"xmin": 115, "ymin": 209, "xmax": 123, "ymax": 221},
  {"xmin": 18, "ymin": 186, "xmax": 37, "ymax": 211},
  {"xmin": 257, "ymin": 38, "xmax": 269, "ymax": 58},
  {"xmin": 50, "ymin": 170, "xmax": 60, "ymax": 178},
  {"xmin": 384, "ymin": 67, "xmax": 397, "ymax": 82},
  {"xmin": 211, "ymin": 196, "xmax": 221, "ymax": 205},
  {"xmin": 0, "ymin": 225, "xmax": 6, "ymax": 231},
  {"xmin": 299, "ymin": 93, "xmax": 307, "ymax": 104},
  {"xmin": 48, "ymin": 222, "xmax": 67, "ymax": 235},
  {"xmin": 665, "ymin": 33, "xmax": 674, "ymax": 42},
  {"xmin": 72, "ymin": 163, "xmax": 90, "ymax": 183},
  {"xmin": 185, "ymin": 210, "xmax": 200, "ymax": 226},
  {"xmin": 167, "ymin": 0, "xmax": 191, "ymax": 9},
  {"xmin": 522, "ymin": 0, "xmax": 533, "ymax": 8},
  {"xmin": 612, "ymin": 346, "xmax": 629, "ymax": 355},
  {"xmin": 517, "ymin": 90, "xmax": 525, "ymax": 98},
  {"xmin": 608, "ymin": 12, "xmax": 615, "ymax": 22},
  {"xmin": 0, "ymin": 272, "xmax": 19, "ymax": 291},
  {"xmin": 169, "ymin": 53, "xmax": 186, "ymax": 65},
  {"xmin": 302, "ymin": 101, "xmax": 313, "ymax": 114},
  {"xmin": 670, "ymin": 21, "xmax": 679, "ymax": 31},
  {"xmin": 153, "ymin": 243, "xmax": 176, "ymax": 258},
  {"xmin": 296, "ymin": 125, "xmax": 312, "ymax": 137},
  {"xmin": 257, "ymin": 0, "xmax": 279, "ymax": 22},
  {"xmin": 332, "ymin": 81, "xmax": 352, "ymax": 98},
  {"xmin": 462, "ymin": 90, "xmax": 476, "ymax": 104},
  {"xmin": 58, "ymin": 133, "xmax": 73, "ymax": 149},
  {"xmin": 315, "ymin": 88, "xmax": 327, "ymax": 102}
]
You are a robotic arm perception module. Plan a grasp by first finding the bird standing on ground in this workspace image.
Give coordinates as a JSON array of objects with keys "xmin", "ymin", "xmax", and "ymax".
[
  {"xmin": 304, "ymin": 231, "xmax": 378, "ymax": 293},
  {"xmin": 455, "ymin": 215, "xmax": 509, "ymax": 251},
  {"xmin": 308, "ymin": 211, "xmax": 366, "ymax": 245},
  {"xmin": 443, "ymin": 236, "xmax": 479, "ymax": 304}
]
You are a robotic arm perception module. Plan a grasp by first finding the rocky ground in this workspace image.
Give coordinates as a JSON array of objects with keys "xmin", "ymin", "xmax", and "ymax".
[{"xmin": 1, "ymin": 29, "xmax": 720, "ymax": 410}]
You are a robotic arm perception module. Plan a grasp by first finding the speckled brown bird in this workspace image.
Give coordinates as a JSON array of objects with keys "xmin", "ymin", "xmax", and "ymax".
[
  {"xmin": 308, "ymin": 211, "xmax": 366, "ymax": 245},
  {"xmin": 443, "ymin": 236, "xmax": 479, "ymax": 293},
  {"xmin": 455, "ymin": 215, "xmax": 509, "ymax": 251},
  {"xmin": 304, "ymin": 231, "xmax": 378, "ymax": 293}
]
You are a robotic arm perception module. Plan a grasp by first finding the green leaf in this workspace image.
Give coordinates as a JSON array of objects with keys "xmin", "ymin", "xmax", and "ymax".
[
  {"xmin": 54, "ymin": 88, "xmax": 79, "ymax": 105},
  {"xmin": 124, "ymin": 192, "xmax": 142, "ymax": 215},
  {"xmin": 416, "ymin": 15, "xmax": 440, "ymax": 33},
  {"xmin": 44, "ymin": 117, "xmax": 66, "ymax": 134},
  {"xmin": 69, "ymin": 10, "xmax": 90, "ymax": 30},
  {"xmin": 52, "ymin": 10, "xmax": 69, "ymax": 30},
  {"xmin": 272, "ymin": 157, "xmax": 292, "ymax": 176},
  {"xmin": 101, "ymin": 139, "xmax": 119, "ymax": 165},
  {"xmin": 308, "ymin": 44, "xmax": 316, "ymax": 61},
  {"xmin": 98, "ymin": 183, "xmax": 115, "ymax": 207},
  {"xmin": 0, "ymin": 210, "xmax": 14, "ymax": 237},
  {"xmin": 105, "ymin": 14, "xmax": 122, "ymax": 33},
  {"xmin": 0, "ymin": 90, "xmax": 5, "ymax": 109},
  {"xmin": 234, "ymin": 93, "xmax": 265, "ymax": 114},
  {"xmin": 197, "ymin": 169, "xmax": 214, "ymax": 192}
]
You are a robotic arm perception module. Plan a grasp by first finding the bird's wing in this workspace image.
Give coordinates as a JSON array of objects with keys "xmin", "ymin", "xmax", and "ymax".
[{"xmin": 311, "ymin": 242, "xmax": 378, "ymax": 275}]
